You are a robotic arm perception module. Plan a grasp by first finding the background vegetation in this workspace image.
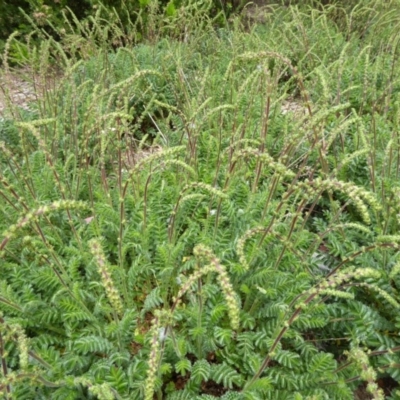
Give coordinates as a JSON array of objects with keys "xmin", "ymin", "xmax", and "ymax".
[
  {"xmin": 1, "ymin": 0, "xmax": 394, "ymax": 54},
  {"xmin": 1, "ymin": 0, "xmax": 400, "ymax": 399}
]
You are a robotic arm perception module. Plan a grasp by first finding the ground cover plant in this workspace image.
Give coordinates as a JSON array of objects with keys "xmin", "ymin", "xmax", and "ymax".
[{"xmin": 1, "ymin": 0, "xmax": 400, "ymax": 398}]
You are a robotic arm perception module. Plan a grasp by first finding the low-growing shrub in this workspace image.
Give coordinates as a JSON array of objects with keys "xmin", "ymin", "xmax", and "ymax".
[{"xmin": 1, "ymin": 1, "xmax": 400, "ymax": 399}]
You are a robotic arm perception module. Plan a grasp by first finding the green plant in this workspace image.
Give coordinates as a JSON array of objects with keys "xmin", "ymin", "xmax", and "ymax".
[{"xmin": 1, "ymin": 2, "xmax": 400, "ymax": 399}]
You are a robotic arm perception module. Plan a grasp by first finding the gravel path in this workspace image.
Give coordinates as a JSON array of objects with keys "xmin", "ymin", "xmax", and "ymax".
[{"xmin": 0, "ymin": 68, "xmax": 60, "ymax": 118}]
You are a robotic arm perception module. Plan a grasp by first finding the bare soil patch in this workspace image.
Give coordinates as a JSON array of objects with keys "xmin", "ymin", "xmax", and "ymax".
[{"xmin": 0, "ymin": 68, "xmax": 61, "ymax": 117}]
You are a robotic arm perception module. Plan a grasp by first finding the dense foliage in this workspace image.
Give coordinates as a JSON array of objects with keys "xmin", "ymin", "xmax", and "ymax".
[
  {"xmin": 0, "ymin": 0, "xmax": 236, "ymax": 54},
  {"xmin": 1, "ymin": 0, "xmax": 400, "ymax": 399},
  {"xmin": 1, "ymin": 0, "xmax": 392, "ymax": 54}
]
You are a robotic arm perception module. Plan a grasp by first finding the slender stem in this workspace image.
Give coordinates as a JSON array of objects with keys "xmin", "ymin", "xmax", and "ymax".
[{"xmin": 0, "ymin": 332, "xmax": 10, "ymax": 399}]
